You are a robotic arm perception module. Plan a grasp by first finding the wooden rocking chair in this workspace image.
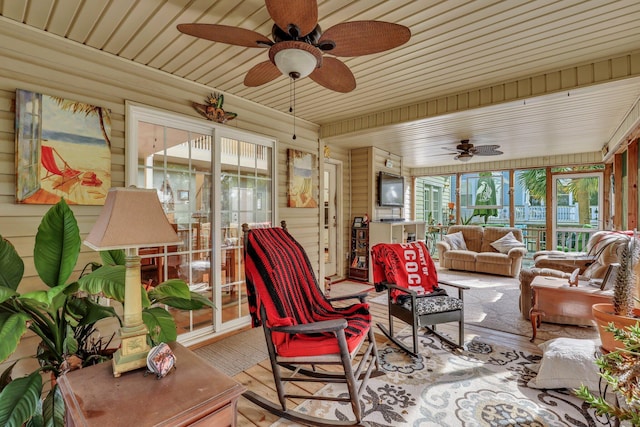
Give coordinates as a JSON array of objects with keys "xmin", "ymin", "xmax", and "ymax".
[
  {"xmin": 242, "ymin": 222, "xmax": 380, "ymax": 426},
  {"xmin": 371, "ymin": 241, "xmax": 469, "ymax": 356}
]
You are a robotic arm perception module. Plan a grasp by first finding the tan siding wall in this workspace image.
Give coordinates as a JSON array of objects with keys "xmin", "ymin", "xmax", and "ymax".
[
  {"xmin": 0, "ymin": 22, "xmax": 321, "ymax": 293},
  {"xmin": 349, "ymin": 147, "xmax": 371, "ymax": 222}
]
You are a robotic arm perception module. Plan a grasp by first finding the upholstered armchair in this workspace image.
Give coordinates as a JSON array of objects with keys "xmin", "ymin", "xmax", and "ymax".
[{"xmin": 519, "ymin": 230, "xmax": 632, "ymax": 323}]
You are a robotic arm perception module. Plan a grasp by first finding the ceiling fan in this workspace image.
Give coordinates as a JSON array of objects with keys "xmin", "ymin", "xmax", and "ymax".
[
  {"xmin": 443, "ymin": 140, "xmax": 503, "ymax": 162},
  {"xmin": 177, "ymin": 0, "xmax": 410, "ymax": 93}
]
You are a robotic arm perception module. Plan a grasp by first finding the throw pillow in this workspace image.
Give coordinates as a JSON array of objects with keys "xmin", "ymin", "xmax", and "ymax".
[
  {"xmin": 444, "ymin": 231, "xmax": 467, "ymax": 251},
  {"xmin": 490, "ymin": 231, "xmax": 525, "ymax": 254},
  {"xmin": 527, "ymin": 338, "xmax": 601, "ymax": 392}
]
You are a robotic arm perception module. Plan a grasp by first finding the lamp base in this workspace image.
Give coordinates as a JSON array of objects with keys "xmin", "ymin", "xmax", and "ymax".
[{"xmin": 112, "ymin": 325, "xmax": 151, "ymax": 378}]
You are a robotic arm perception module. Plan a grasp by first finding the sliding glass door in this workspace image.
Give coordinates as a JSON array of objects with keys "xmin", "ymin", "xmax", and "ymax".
[
  {"xmin": 127, "ymin": 104, "xmax": 275, "ymax": 343},
  {"xmin": 217, "ymin": 131, "xmax": 273, "ymax": 325}
]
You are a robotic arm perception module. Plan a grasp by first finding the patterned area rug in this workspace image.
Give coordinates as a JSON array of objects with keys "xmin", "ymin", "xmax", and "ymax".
[
  {"xmin": 271, "ymin": 331, "xmax": 606, "ymax": 427},
  {"xmin": 371, "ymin": 268, "xmax": 600, "ymax": 342}
]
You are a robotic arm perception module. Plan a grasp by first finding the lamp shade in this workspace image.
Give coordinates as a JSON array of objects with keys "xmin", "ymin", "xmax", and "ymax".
[{"xmin": 85, "ymin": 187, "xmax": 181, "ymax": 250}]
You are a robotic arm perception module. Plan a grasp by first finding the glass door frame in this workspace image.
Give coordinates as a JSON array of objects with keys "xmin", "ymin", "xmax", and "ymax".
[
  {"xmin": 125, "ymin": 102, "xmax": 277, "ymax": 344},
  {"xmin": 551, "ymin": 171, "xmax": 603, "ymax": 250},
  {"xmin": 214, "ymin": 126, "xmax": 276, "ymax": 334}
]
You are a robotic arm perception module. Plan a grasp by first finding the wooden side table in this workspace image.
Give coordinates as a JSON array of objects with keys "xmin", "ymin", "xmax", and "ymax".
[
  {"xmin": 58, "ymin": 342, "xmax": 245, "ymax": 426},
  {"xmin": 529, "ymin": 275, "xmax": 612, "ymax": 341}
]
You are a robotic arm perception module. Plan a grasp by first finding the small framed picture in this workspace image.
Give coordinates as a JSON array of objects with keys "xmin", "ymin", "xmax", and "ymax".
[
  {"xmin": 353, "ymin": 217, "xmax": 363, "ymax": 227},
  {"xmin": 600, "ymin": 263, "xmax": 620, "ymax": 291},
  {"xmin": 178, "ymin": 190, "xmax": 189, "ymax": 201}
]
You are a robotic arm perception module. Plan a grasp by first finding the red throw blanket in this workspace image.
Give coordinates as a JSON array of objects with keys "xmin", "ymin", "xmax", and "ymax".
[
  {"xmin": 244, "ymin": 227, "xmax": 371, "ymax": 356},
  {"xmin": 371, "ymin": 241, "xmax": 439, "ymax": 300}
]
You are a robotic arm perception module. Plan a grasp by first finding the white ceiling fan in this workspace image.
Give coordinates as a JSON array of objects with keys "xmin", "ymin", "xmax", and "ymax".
[{"xmin": 442, "ymin": 139, "xmax": 503, "ymax": 162}]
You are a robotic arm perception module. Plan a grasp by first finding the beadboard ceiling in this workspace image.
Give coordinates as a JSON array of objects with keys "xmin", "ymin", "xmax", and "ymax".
[{"xmin": 3, "ymin": 0, "xmax": 640, "ymax": 168}]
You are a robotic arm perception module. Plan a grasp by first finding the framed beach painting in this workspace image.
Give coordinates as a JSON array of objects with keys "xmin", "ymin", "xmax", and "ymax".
[
  {"xmin": 15, "ymin": 89, "xmax": 111, "ymax": 205},
  {"xmin": 287, "ymin": 149, "xmax": 317, "ymax": 208}
]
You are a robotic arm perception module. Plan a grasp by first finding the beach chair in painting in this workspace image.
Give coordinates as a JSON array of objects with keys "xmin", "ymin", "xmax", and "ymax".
[
  {"xmin": 371, "ymin": 241, "xmax": 468, "ymax": 355},
  {"xmin": 242, "ymin": 222, "xmax": 380, "ymax": 426},
  {"xmin": 41, "ymin": 145, "xmax": 82, "ymax": 188}
]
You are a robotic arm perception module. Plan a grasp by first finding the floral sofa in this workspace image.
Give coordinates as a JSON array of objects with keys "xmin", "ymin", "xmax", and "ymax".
[{"xmin": 436, "ymin": 225, "xmax": 527, "ymax": 278}]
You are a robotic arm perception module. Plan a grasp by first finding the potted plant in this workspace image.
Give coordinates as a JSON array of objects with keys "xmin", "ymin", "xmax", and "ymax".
[
  {"xmin": 0, "ymin": 199, "xmax": 213, "ymax": 427},
  {"xmin": 592, "ymin": 234, "xmax": 640, "ymax": 352},
  {"xmin": 575, "ymin": 322, "xmax": 640, "ymax": 425}
]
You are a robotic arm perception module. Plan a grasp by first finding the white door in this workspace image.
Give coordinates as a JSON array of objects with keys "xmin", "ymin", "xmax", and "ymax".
[{"xmin": 323, "ymin": 161, "xmax": 339, "ymax": 277}]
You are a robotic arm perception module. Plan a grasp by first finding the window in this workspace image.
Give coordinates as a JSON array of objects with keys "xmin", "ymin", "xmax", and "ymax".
[{"xmin": 423, "ymin": 185, "xmax": 442, "ymax": 224}]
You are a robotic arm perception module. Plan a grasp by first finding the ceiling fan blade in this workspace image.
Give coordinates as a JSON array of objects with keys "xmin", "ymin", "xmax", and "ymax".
[
  {"xmin": 319, "ymin": 21, "xmax": 410, "ymax": 57},
  {"xmin": 177, "ymin": 24, "xmax": 272, "ymax": 47},
  {"xmin": 265, "ymin": 0, "xmax": 318, "ymax": 37},
  {"xmin": 244, "ymin": 61, "xmax": 282, "ymax": 87},
  {"xmin": 442, "ymin": 147, "xmax": 464, "ymax": 153},
  {"xmin": 472, "ymin": 145, "xmax": 503, "ymax": 156},
  {"xmin": 309, "ymin": 57, "xmax": 356, "ymax": 93}
]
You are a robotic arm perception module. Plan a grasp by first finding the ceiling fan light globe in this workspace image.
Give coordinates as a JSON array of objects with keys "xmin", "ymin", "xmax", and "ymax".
[
  {"xmin": 274, "ymin": 48, "xmax": 317, "ymax": 78},
  {"xmin": 457, "ymin": 153, "xmax": 473, "ymax": 162},
  {"xmin": 269, "ymin": 41, "xmax": 322, "ymax": 80}
]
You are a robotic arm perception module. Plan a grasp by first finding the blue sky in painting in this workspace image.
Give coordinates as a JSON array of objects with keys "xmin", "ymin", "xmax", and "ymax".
[{"xmin": 42, "ymin": 95, "xmax": 109, "ymax": 141}]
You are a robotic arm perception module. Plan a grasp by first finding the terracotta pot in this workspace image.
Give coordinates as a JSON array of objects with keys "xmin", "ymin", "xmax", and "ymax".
[{"xmin": 592, "ymin": 303, "xmax": 640, "ymax": 352}]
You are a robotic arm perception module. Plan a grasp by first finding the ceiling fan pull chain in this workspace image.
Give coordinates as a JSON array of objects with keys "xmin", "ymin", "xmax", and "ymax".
[{"xmin": 290, "ymin": 77, "xmax": 297, "ymax": 140}]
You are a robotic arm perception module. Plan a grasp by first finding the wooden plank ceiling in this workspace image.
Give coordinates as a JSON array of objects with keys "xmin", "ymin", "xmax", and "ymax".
[{"xmin": 2, "ymin": 0, "xmax": 640, "ymax": 168}]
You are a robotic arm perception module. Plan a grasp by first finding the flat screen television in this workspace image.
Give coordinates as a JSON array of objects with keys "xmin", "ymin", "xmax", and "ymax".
[{"xmin": 378, "ymin": 172, "xmax": 404, "ymax": 207}]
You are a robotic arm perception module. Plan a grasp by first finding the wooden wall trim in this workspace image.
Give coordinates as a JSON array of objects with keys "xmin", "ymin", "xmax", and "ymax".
[
  {"xmin": 604, "ymin": 98, "xmax": 640, "ymax": 161},
  {"xmin": 604, "ymin": 163, "xmax": 612, "ymax": 229},
  {"xmin": 628, "ymin": 139, "xmax": 638, "ymax": 231},
  {"xmin": 614, "ymin": 153, "xmax": 624, "ymax": 230},
  {"xmin": 545, "ymin": 167, "xmax": 552, "ymax": 238}
]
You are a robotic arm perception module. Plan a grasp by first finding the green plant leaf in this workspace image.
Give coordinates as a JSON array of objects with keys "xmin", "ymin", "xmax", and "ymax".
[
  {"xmin": 148, "ymin": 280, "xmax": 214, "ymax": 310},
  {"xmin": 34, "ymin": 199, "xmax": 81, "ymax": 288},
  {"xmin": 100, "ymin": 249, "xmax": 125, "ymax": 266},
  {"xmin": 41, "ymin": 385, "xmax": 64, "ymax": 427},
  {"xmin": 149, "ymin": 279, "xmax": 191, "ymax": 300},
  {"xmin": 77, "ymin": 265, "xmax": 125, "ymax": 301},
  {"xmin": 66, "ymin": 297, "xmax": 118, "ymax": 326},
  {"xmin": 0, "ymin": 286, "xmax": 18, "ymax": 304},
  {"xmin": 0, "ymin": 371, "xmax": 43, "ymax": 427},
  {"xmin": 0, "ymin": 236, "xmax": 24, "ymax": 291},
  {"xmin": 154, "ymin": 292, "xmax": 214, "ymax": 310},
  {"xmin": 25, "ymin": 400, "xmax": 43, "ymax": 427},
  {"xmin": 63, "ymin": 334, "xmax": 78, "ymax": 356},
  {"xmin": 142, "ymin": 307, "xmax": 177, "ymax": 345},
  {"xmin": 141, "ymin": 286, "xmax": 151, "ymax": 308},
  {"xmin": 19, "ymin": 283, "xmax": 71, "ymax": 309},
  {"xmin": 0, "ymin": 312, "xmax": 30, "ymax": 363},
  {"xmin": 0, "ymin": 362, "xmax": 17, "ymax": 391}
]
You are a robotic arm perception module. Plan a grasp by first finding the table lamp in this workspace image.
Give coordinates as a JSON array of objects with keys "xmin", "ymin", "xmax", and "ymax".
[{"xmin": 84, "ymin": 186, "xmax": 182, "ymax": 377}]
